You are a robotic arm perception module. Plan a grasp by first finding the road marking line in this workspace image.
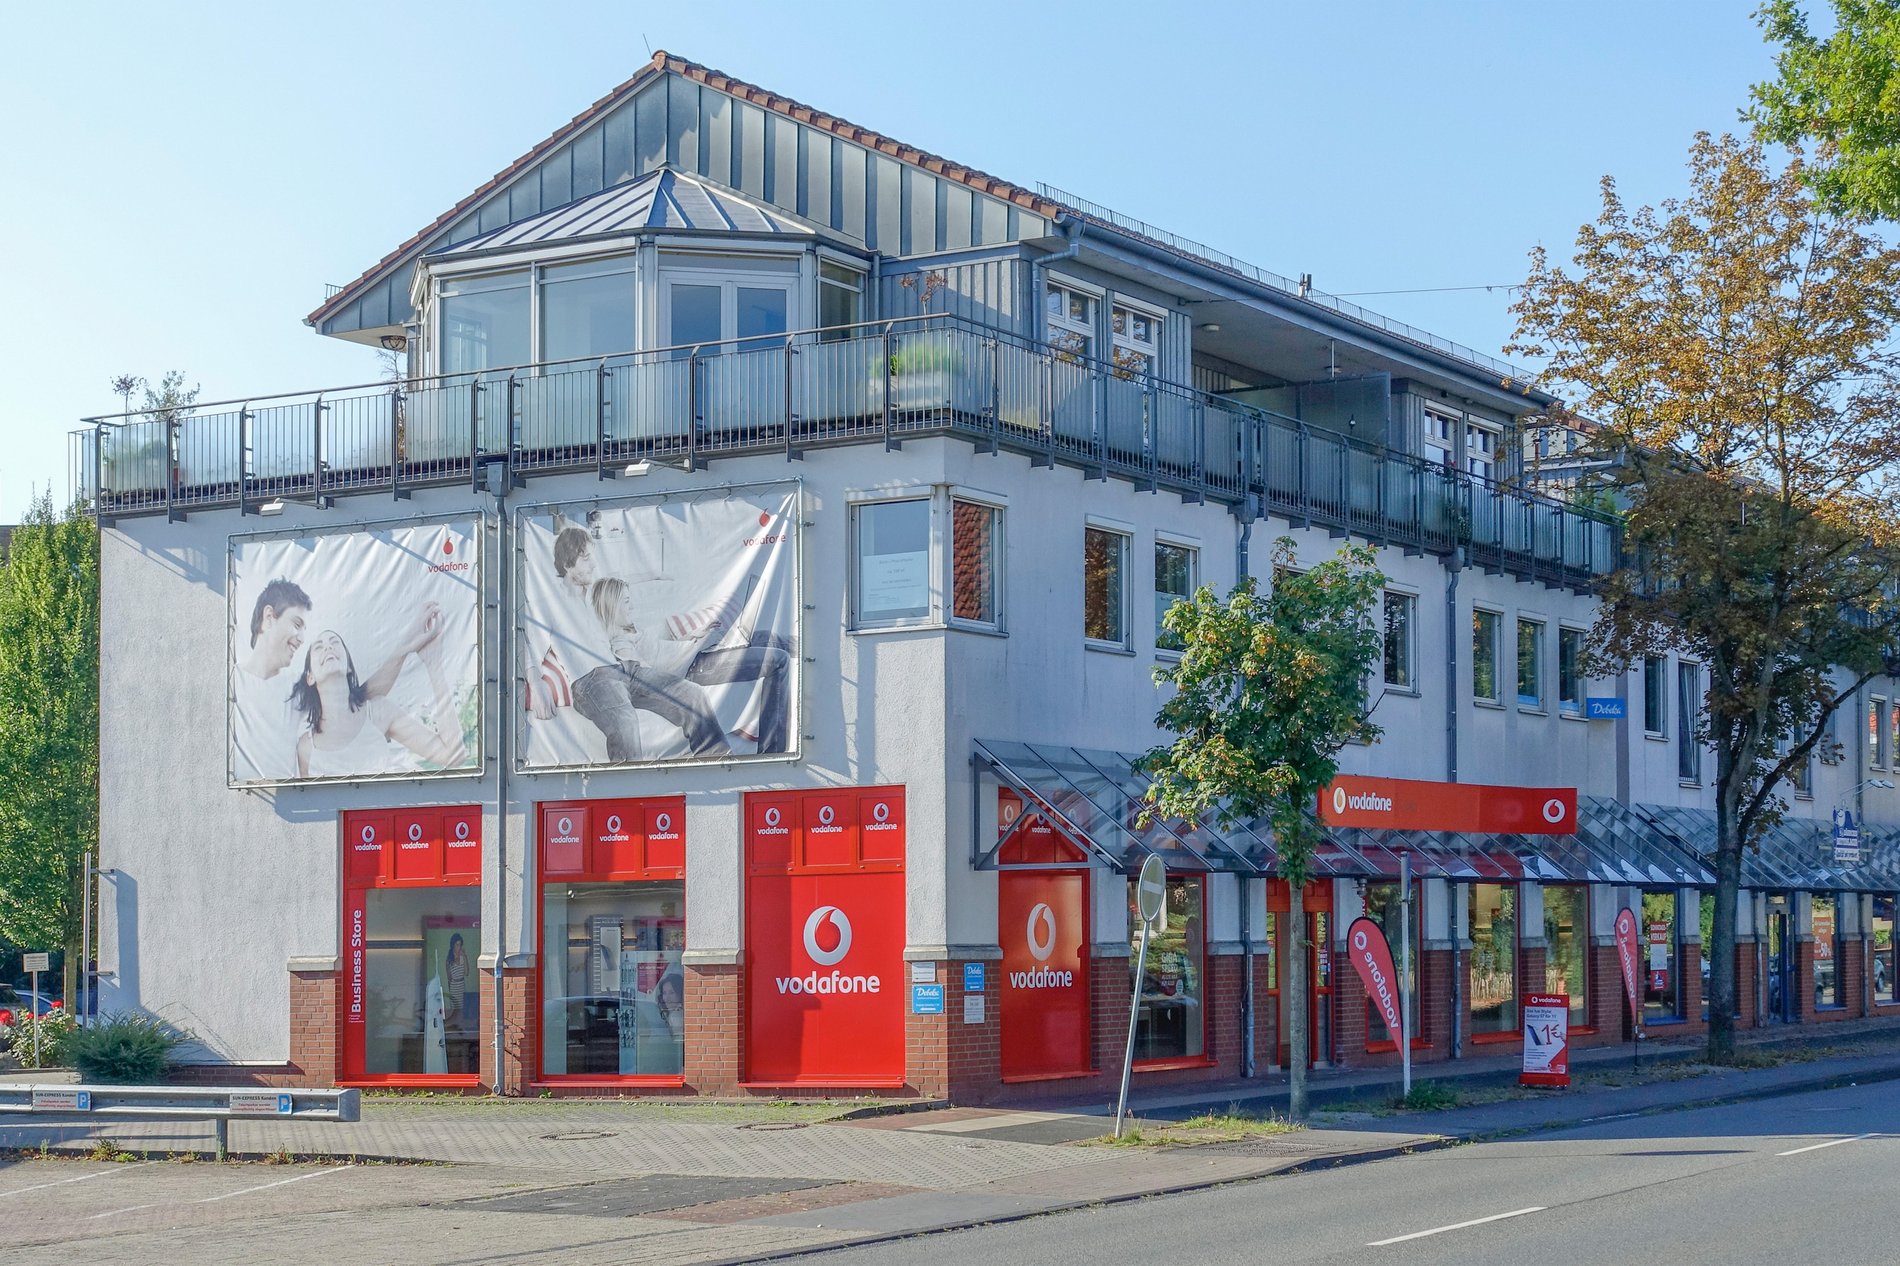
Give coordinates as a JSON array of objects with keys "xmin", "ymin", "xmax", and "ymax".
[
  {"xmin": 1778, "ymin": 1133, "xmax": 1875, "ymax": 1156},
  {"xmin": 89, "ymin": 1203, "xmax": 160, "ymax": 1221},
  {"xmin": 912, "ymin": 1111, "xmax": 1078, "ymax": 1133},
  {"xmin": 193, "ymin": 1165, "xmax": 352, "ymax": 1203},
  {"xmin": 1369, "ymin": 1207, "xmax": 1547, "ymax": 1246},
  {"xmin": 0, "ymin": 1164, "xmax": 147, "ymax": 1199}
]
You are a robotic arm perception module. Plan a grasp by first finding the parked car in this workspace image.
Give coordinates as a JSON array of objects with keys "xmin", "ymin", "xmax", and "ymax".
[{"xmin": 0, "ymin": 986, "xmax": 61, "ymax": 1033}]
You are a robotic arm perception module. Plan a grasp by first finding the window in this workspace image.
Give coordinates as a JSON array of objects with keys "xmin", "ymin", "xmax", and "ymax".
[
  {"xmin": 1641, "ymin": 891, "xmax": 1680, "ymax": 1023},
  {"xmin": 1110, "ymin": 303, "xmax": 1160, "ymax": 379},
  {"xmin": 1872, "ymin": 696, "xmax": 1890, "ymax": 770},
  {"xmin": 1046, "ymin": 281, "xmax": 1096, "ymax": 361},
  {"xmin": 1643, "ymin": 656, "xmax": 1667, "ymax": 735},
  {"xmin": 1363, "ymin": 882, "xmax": 1419, "ymax": 1046},
  {"xmin": 1543, "ymin": 885, "xmax": 1590, "ymax": 1027},
  {"xmin": 1812, "ymin": 895, "xmax": 1843, "ymax": 1009},
  {"xmin": 663, "ymin": 272, "xmax": 792, "ymax": 353},
  {"xmin": 951, "ymin": 499, "xmax": 1001, "ymax": 626},
  {"xmin": 852, "ymin": 499, "xmax": 931, "ymax": 626},
  {"xmin": 1084, "ymin": 526, "xmax": 1129, "ymax": 645},
  {"xmin": 1790, "ymin": 744, "xmax": 1813, "ymax": 797},
  {"xmin": 1473, "ymin": 610, "xmax": 1501, "ymax": 702},
  {"xmin": 1422, "ymin": 404, "xmax": 1457, "ymax": 467},
  {"xmin": 1677, "ymin": 663, "xmax": 1703, "ymax": 781},
  {"xmin": 1465, "ymin": 420, "xmax": 1500, "ymax": 480},
  {"xmin": 1154, "ymin": 541, "xmax": 1197, "ymax": 650},
  {"xmin": 818, "ymin": 260, "xmax": 864, "ymax": 340},
  {"xmin": 1517, "ymin": 618, "xmax": 1544, "ymax": 709},
  {"xmin": 539, "ymin": 257, "xmax": 636, "ymax": 363},
  {"xmin": 1383, "ymin": 592, "xmax": 1416, "ymax": 690},
  {"xmin": 1469, "ymin": 884, "xmax": 1519, "ymax": 1036},
  {"xmin": 541, "ymin": 881, "xmax": 685, "ymax": 1077},
  {"xmin": 1558, "ymin": 629, "xmax": 1584, "ymax": 715},
  {"xmin": 1129, "ymin": 875, "xmax": 1206, "ymax": 1062},
  {"xmin": 439, "ymin": 270, "xmax": 531, "ymax": 376},
  {"xmin": 1874, "ymin": 895, "xmax": 1895, "ymax": 1004}
]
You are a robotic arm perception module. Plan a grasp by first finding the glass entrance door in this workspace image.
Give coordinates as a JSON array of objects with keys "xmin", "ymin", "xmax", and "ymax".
[{"xmin": 1766, "ymin": 897, "xmax": 1792, "ymax": 1023}]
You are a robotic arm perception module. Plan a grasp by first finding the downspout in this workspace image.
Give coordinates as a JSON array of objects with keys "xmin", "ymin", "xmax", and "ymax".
[
  {"xmin": 1030, "ymin": 216, "xmax": 1084, "ymax": 329},
  {"xmin": 1238, "ymin": 510, "xmax": 1258, "ymax": 1077},
  {"xmin": 491, "ymin": 478, "xmax": 512, "ymax": 1095},
  {"xmin": 1446, "ymin": 546, "xmax": 1463, "ymax": 1058}
]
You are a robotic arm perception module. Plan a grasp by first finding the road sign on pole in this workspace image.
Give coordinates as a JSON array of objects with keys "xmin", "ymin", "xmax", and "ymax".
[{"xmin": 1115, "ymin": 856, "xmax": 1168, "ymax": 1138}]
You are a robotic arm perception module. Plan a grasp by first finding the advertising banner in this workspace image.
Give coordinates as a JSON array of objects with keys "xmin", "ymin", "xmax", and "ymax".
[
  {"xmin": 1345, "ymin": 916, "xmax": 1404, "ymax": 1037},
  {"xmin": 1520, "ymin": 992, "xmax": 1570, "ymax": 1086},
  {"xmin": 999, "ymin": 869, "xmax": 1091, "ymax": 1080},
  {"xmin": 1614, "ymin": 907, "xmax": 1644, "ymax": 1028},
  {"xmin": 230, "ymin": 519, "xmax": 482, "ymax": 785},
  {"xmin": 518, "ymin": 483, "xmax": 799, "ymax": 770},
  {"xmin": 1319, "ymin": 775, "xmax": 1577, "ymax": 834}
]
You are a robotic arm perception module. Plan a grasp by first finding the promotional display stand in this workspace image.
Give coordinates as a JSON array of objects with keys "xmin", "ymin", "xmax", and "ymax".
[{"xmin": 1520, "ymin": 992, "xmax": 1570, "ymax": 1086}]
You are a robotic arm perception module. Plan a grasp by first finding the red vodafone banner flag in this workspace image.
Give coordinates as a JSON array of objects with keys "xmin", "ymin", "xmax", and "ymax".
[
  {"xmin": 1614, "ymin": 907, "xmax": 1644, "ymax": 1028},
  {"xmin": 1345, "ymin": 917, "xmax": 1403, "ymax": 1037}
]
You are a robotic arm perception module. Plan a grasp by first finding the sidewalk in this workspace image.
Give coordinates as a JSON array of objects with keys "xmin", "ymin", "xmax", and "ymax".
[{"xmin": 2, "ymin": 1018, "xmax": 1895, "ymax": 1266}]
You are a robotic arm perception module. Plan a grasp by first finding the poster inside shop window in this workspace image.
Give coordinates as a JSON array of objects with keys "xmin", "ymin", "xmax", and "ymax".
[
  {"xmin": 421, "ymin": 918, "xmax": 479, "ymax": 1075},
  {"xmin": 593, "ymin": 917, "xmax": 684, "ymax": 1076}
]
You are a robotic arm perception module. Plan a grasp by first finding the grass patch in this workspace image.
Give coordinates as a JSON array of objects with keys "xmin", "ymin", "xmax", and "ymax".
[
  {"xmin": 1400, "ymin": 1081, "xmax": 1463, "ymax": 1111},
  {"xmin": 1094, "ymin": 1104, "xmax": 1303, "ymax": 1147}
]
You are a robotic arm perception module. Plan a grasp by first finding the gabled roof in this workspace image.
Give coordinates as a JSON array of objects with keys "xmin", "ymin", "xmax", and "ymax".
[
  {"xmin": 430, "ymin": 166, "xmax": 811, "ymax": 260},
  {"xmin": 307, "ymin": 50, "xmax": 1061, "ymax": 333}
]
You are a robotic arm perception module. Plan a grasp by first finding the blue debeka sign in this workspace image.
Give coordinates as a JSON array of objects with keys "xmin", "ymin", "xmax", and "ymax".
[
  {"xmin": 911, "ymin": 983, "xmax": 945, "ymax": 1015},
  {"xmin": 963, "ymin": 962, "xmax": 985, "ymax": 992},
  {"xmin": 1585, "ymin": 698, "xmax": 1626, "ymax": 720}
]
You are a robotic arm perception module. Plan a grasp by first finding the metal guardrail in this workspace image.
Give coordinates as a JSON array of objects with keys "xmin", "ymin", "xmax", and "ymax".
[
  {"xmin": 0, "ymin": 1083, "xmax": 360, "ymax": 1160},
  {"xmin": 68, "ymin": 313, "xmax": 1618, "ymax": 590}
]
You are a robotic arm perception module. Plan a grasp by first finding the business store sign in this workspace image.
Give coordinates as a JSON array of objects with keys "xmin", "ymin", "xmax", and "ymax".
[
  {"xmin": 1832, "ymin": 808, "xmax": 1861, "ymax": 866},
  {"xmin": 745, "ymin": 788, "xmax": 906, "ymax": 1086},
  {"xmin": 1520, "ymin": 993, "xmax": 1570, "ymax": 1086},
  {"xmin": 517, "ymin": 483, "xmax": 800, "ymax": 771},
  {"xmin": 999, "ymin": 869, "xmax": 1091, "ymax": 1080},
  {"xmin": 229, "ymin": 519, "xmax": 482, "ymax": 786},
  {"xmin": 1320, "ymin": 775, "xmax": 1577, "ymax": 834}
]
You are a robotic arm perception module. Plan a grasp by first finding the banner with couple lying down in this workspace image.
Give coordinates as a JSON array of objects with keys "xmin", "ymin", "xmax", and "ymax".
[
  {"xmin": 516, "ymin": 482, "xmax": 801, "ymax": 770},
  {"xmin": 228, "ymin": 519, "xmax": 483, "ymax": 785}
]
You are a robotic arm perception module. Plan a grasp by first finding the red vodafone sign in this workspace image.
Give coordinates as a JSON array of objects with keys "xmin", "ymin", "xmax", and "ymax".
[
  {"xmin": 746, "ymin": 788, "xmax": 906, "ymax": 1086},
  {"xmin": 1345, "ymin": 916, "xmax": 1403, "ymax": 1037},
  {"xmin": 1614, "ymin": 907, "xmax": 1644, "ymax": 1028},
  {"xmin": 999, "ymin": 870, "xmax": 1091, "ymax": 1079},
  {"xmin": 1320, "ymin": 775, "xmax": 1576, "ymax": 834}
]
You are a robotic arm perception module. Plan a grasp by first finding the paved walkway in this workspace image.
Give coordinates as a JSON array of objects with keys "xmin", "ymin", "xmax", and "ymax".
[{"xmin": 0, "ymin": 1018, "xmax": 1893, "ymax": 1264}]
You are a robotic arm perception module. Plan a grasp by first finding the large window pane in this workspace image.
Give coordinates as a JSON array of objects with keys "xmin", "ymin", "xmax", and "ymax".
[
  {"xmin": 363, "ymin": 887, "xmax": 481, "ymax": 1075},
  {"xmin": 1473, "ymin": 611, "xmax": 1500, "ymax": 702},
  {"xmin": 736, "ymin": 286, "xmax": 788, "ymax": 348},
  {"xmin": 1812, "ymin": 895, "xmax": 1841, "ymax": 1009},
  {"xmin": 1643, "ymin": 656, "xmax": 1666, "ymax": 734},
  {"xmin": 440, "ymin": 272, "xmax": 530, "ymax": 376},
  {"xmin": 1154, "ymin": 542, "xmax": 1196, "ymax": 649},
  {"xmin": 1641, "ymin": 891, "xmax": 1680, "ymax": 1022},
  {"xmin": 1677, "ymin": 665, "xmax": 1702, "ymax": 781},
  {"xmin": 855, "ymin": 499, "xmax": 930, "ymax": 624},
  {"xmin": 1469, "ymin": 883, "xmax": 1518, "ymax": 1034},
  {"xmin": 668, "ymin": 282, "xmax": 722, "ymax": 353},
  {"xmin": 1874, "ymin": 895, "xmax": 1895, "ymax": 1004},
  {"xmin": 1383, "ymin": 592, "xmax": 1414, "ymax": 689},
  {"xmin": 1558, "ymin": 628, "xmax": 1583, "ymax": 714},
  {"xmin": 1517, "ymin": 619, "xmax": 1543, "ymax": 708},
  {"xmin": 818, "ymin": 261, "xmax": 863, "ymax": 340},
  {"xmin": 1085, "ymin": 528, "xmax": 1127, "ymax": 644},
  {"xmin": 1363, "ymin": 882, "xmax": 1418, "ymax": 1045},
  {"xmin": 540, "ymin": 260, "xmax": 635, "ymax": 363},
  {"xmin": 952, "ymin": 499, "xmax": 1000, "ymax": 625},
  {"xmin": 1543, "ymin": 885, "xmax": 1589, "ymax": 1026},
  {"xmin": 541, "ymin": 881, "xmax": 685, "ymax": 1077},
  {"xmin": 1129, "ymin": 876, "xmax": 1204, "ymax": 1061}
]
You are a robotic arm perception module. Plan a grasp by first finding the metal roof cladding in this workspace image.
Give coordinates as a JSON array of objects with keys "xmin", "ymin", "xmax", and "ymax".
[{"xmin": 429, "ymin": 166, "xmax": 813, "ymax": 260}]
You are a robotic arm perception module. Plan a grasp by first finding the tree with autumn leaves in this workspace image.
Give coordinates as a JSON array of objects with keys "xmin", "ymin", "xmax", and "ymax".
[
  {"xmin": 1141, "ymin": 540, "xmax": 1385, "ymax": 1118},
  {"xmin": 1511, "ymin": 133, "xmax": 1900, "ymax": 1062}
]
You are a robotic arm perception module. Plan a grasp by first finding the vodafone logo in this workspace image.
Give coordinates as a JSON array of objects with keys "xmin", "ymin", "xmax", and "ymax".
[
  {"xmin": 1334, "ymin": 784, "xmax": 1394, "ymax": 814},
  {"xmin": 1026, "ymin": 903, "xmax": 1057, "ymax": 961},
  {"xmin": 407, "ymin": 823, "xmax": 423, "ymax": 842},
  {"xmin": 360, "ymin": 825, "xmax": 376, "ymax": 844},
  {"xmin": 803, "ymin": 906, "xmax": 852, "ymax": 967},
  {"xmin": 606, "ymin": 814, "xmax": 623, "ymax": 835},
  {"xmin": 766, "ymin": 807, "xmax": 782, "ymax": 827},
  {"xmin": 453, "ymin": 820, "xmax": 470, "ymax": 842},
  {"xmin": 557, "ymin": 815, "xmax": 573, "ymax": 837},
  {"xmin": 872, "ymin": 802, "xmax": 889, "ymax": 823},
  {"xmin": 1333, "ymin": 787, "xmax": 1348, "ymax": 814},
  {"xmin": 1352, "ymin": 927, "xmax": 1369, "ymax": 952},
  {"xmin": 818, "ymin": 804, "xmax": 835, "ymax": 827},
  {"xmin": 1542, "ymin": 798, "xmax": 1568, "ymax": 824},
  {"xmin": 442, "ymin": 539, "xmax": 454, "ymax": 556},
  {"xmin": 655, "ymin": 812, "xmax": 671, "ymax": 833}
]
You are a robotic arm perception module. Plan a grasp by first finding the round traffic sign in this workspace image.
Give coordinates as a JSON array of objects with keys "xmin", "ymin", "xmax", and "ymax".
[{"xmin": 1136, "ymin": 854, "xmax": 1167, "ymax": 924}]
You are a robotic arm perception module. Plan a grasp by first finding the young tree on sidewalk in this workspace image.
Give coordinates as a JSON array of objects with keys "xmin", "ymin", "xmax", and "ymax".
[
  {"xmin": 0, "ymin": 492, "xmax": 100, "ymax": 1008},
  {"xmin": 1141, "ymin": 539, "xmax": 1384, "ymax": 1118},
  {"xmin": 1510, "ymin": 133, "xmax": 1900, "ymax": 1063},
  {"xmin": 1750, "ymin": 0, "xmax": 1900, "ymax": 219}
]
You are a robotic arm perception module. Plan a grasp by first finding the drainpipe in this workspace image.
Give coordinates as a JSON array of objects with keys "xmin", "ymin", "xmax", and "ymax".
[
  {"xmin": 1237, "ymin": 509, "xmax": 1256, "ymax": 586},
  {"xmin": 1445, "ymin": 549, "xmax": 1463, "ymax": 1058},
  {"xmin": 1240, "ymin": 880, "xmax": 1256, "ymax": 1078},
  {"xmin": 1030, "ymin": 216, "xmax": 1084, "ymax": 326},
  {"xmin": 491, "ymin": 476, "xmax": 512, "ymax": 1095}
]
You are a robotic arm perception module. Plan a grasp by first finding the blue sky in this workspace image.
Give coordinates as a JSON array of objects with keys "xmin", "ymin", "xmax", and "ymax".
[{"xmin": 0, "ymin": 1, "xmax": 1782, "ymax": 521}]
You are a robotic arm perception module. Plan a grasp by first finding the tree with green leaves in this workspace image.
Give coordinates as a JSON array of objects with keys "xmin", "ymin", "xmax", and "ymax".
[
  {"xmin": 1510, "ymin": 132, "xmax": 1900, "ymax": 1063},
  {"xmin": 1141, "ymin": 539, "xmax": 1385, "ymax": 1118},
  {"xmin": 1750, "ymin": 0, "xmax": 1900, "ymax": 219},
  {"xmin": 0, "ymin": 491, "xmax": 100, "ymax": 1007}
]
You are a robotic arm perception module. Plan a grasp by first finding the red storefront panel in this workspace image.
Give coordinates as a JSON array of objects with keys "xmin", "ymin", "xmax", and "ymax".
[
  {"xmin": 392, "ymin": 811, "xmax": 443, "ymax": 882},
  {"xmin": 443, "ymin": 809, "xmax": 482, "ymax": 879},
  {"xmin": 745, "ymin": 788, "xmax": 906, "ymax": 1086},
  {"xmin": 643, "ymin": 801, "xmax": 685, "ymax": 874},
  {"xmin": 999, "ymin": 869, "xmax": 1091, "ymax": 1079},
  {"xmin": 592, "ymin": 803, "xmax": 641, "ymax": 876},
  {"xmin": 346, "ymin": 813, "xmax": 392, "ymax": 883},
  {"xmin": 1319, "ymin": 775, "xmax": 1577, "ymax": 834},
  {"xmin": 542, "ymin": 806, "xmax": 587, "ymax": 876},
  {"xmin": 859, "ymin": 792, "xmax": 905, "ymax": 864}
]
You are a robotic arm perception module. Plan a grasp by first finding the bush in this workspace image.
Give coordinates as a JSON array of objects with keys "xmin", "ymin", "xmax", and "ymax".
[
  {"xmin": 6, "ymin": 1007, "xmax": 77, "ymax": 1068},
  {"xmin": 66, "ymin": 1014, "xmax": 188, "ymax": 1084}
]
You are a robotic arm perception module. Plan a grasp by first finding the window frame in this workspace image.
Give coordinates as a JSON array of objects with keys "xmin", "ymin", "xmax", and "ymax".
[
  {"xmin": 1472, "ymin": 608, "xmax": 1502, "ymax": 704},
  {"xmin": 1383, "ymin": 590, "xmax": 1418, "ymax": 692},
  {"xmin": 1677, "ymin": 661, "xmax": 1703, "ymax": 783},
  {"xmin": 848, "ymin": 494, "xmax": 935, "ymax": 631},
  {"xmin": 1422, "ymin": 402, "xmax": 1458, "ymax": 467},
  {"xmin": 1109, "ymin": 298, "xmax": 1163, "ymax": 380},
  {"xmin": 1084, "ymin": 522, "xmax": 1132, "ymax": 650},
  {"xmin": 948, "ymin": 494, "xmax": 1005, "ymax": 632},
  {"xmin": 1153, "ymin": 536, "xmax": 1199, "ymax": 653},
  {"xmin": 1464, "ymin": 419, "xmax": 1501, "ymax": 481},
  {"xmin": 1557, "ymin": 627, "xmax": 1585, "ymax": 716},
  {"xmin": 1467, "ymin": 882, "xmax": 1521, "ymax": 1041},
  {"xmin": 1046, "ymin": 277, "xmax": 1099, "ymax": 362},
  {"xmin": 817, "ymin": 258, "xmax": 867, "ymax": 342},
  {"xmin": 1643, "ymin": 655, "xmax": 1668, "ymax": 738},
  {"xmin": 1872, "ymin": 695, "xmax": 1890, "ymax": 771},
  {"xmin": 1516, "ymin": 617, "xmax": 1545, "ymax": 711}
]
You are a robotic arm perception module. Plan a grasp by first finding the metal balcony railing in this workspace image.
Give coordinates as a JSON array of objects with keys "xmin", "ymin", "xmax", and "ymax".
[{"xmin": 68, "ymin": 313, "xmax": 1619, "ymax": 587}]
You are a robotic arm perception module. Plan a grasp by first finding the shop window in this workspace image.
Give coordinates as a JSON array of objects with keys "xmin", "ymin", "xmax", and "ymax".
[
  {"xmin": 1472, "ymin": 610, "xmax": 1501, "ymax": 703},
  {"xmin": 1046, "ymin": 281, "xmax": 1096, "ymax": 361},
  {"xmin": 1677, "ymin": 664, "xmax": 1703, "ymax": 782},
  {"xmin": 1516, "ymin": 619, "xmax": 1544, "ymax": 709},
  {"xmin": 1154, "ymin": 541, "xmax": 1197, "ymax": 650},
  {"xmin": 818, "ymin": 260, "xmax": 865, "ymax": 340},
  {"xmin": 1543, "ymin": 885, "xmax": 1589, "ymax": 1027},
  {"xmin": 1383, "ymin": 592, "xmax": 1415, "ymax": 690},
  {"xmin": 1558, "ymin": 629, "xmax": 1584, "ymax": 716},
  {"xmin": 1812, "ymin": 895, "xmax": 1842, "ymax": 1009},
  {"xmin": 1469, "ymin": 884, "xmax": 1519, "ymax": 1036},
  {"xmin": 1643, "ymin": 656, "xmax": 1667, "ymax": 736},
  {"xmin": 952, "ymin": 499, "xmax": 1002, "ymax": 627},
  {"xmin": 1641, "ymin": 891, "xmax": 1681, "ymax": 1023},
  {"xmin": 1362, "ymin": 881, "xmax": 1419, "ymax": 1047},
  {"xmin": 537, "ymin": 797, "xmax": 687, "ymax": 1082},
  {"xmin": 852, "ymin": 498, "xmax": 931, "ymax": 626},
  {"xmin": 1699, "ymin": 891, "xmax": 1715, "ymax": 1021},
  {"xmin": 1085, "ymin": 526, "xmax": 1129, "ymax": 646},
  {"xmin": 341, "ymin": 807, "xmax": 484, "ymax": 1084},
  {"xmin": 1873, "ymin": 895, "xmax": 1895, "ymax": 1004},
  {"xmin": 1128, "ymin": 875, "xmax": 1206, "ymax": 1063}
]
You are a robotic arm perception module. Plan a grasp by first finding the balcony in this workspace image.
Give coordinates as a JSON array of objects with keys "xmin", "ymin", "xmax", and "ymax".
[{"xmin": 69, "ymin": 314, "xmax": 1618, "ymax": 588}]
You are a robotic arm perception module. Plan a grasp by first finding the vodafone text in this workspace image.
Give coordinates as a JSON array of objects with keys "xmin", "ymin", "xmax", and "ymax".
[
  {"xmin": 1007, "ymin": 966, "xmax": 1075, "ymax": 989},
  {"xmin": 1343, "ymin": 791, "xmax": 1394, "ymax": 812},
  {"xmin": 774, "ymin": 971, "xmax": 882, "ymax": 995}
]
